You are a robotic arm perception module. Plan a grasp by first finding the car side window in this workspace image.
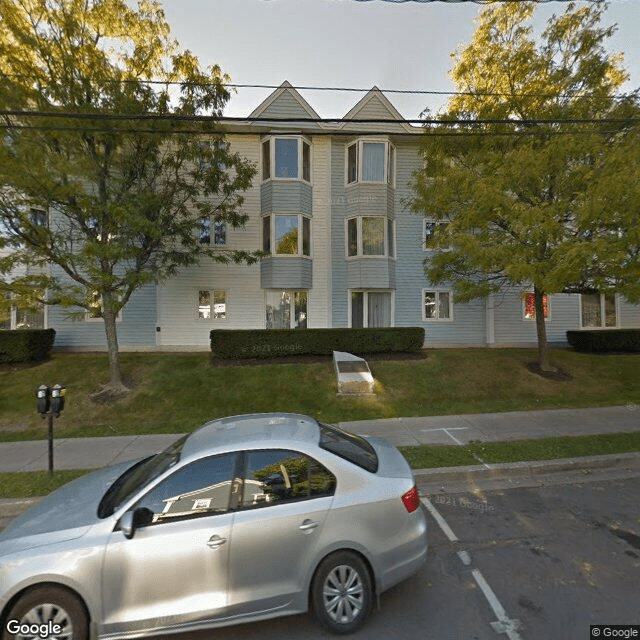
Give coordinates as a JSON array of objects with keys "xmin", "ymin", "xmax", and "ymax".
[
  {"xmin": 241, "ymin": 450, "xmax": 336, "ymax": 509},
  {"xmin": 135, "ymin": 452, "xmax": 238, "ymax": 525}
]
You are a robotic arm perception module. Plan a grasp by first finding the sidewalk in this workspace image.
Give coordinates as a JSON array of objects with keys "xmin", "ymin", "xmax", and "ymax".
[{"xmin": 1, "ymin": 405, "xmax": 638, "ymax": 473}]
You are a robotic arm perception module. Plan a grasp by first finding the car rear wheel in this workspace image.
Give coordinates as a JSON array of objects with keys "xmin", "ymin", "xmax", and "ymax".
[
  {"xmin": 311, "ymin": 551, "xmax": 373, "ymax": 635},
  {"xmin": 2, "ymin": 586, "xmax": 87, "ymax": 640}
]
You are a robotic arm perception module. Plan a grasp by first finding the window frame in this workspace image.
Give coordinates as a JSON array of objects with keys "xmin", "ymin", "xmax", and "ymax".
[
  {"xmin": 345, "ymin": 138, "xmax": 395, "ymax": 186},
  {"xmin": 198, "ymin": 217, "xmax": 227, "ymax": 246},
  {"xmin": 345, "ymin": 215, "xmax": 394, "ymax": 259},
  {"xmin": 348, "ymin": 289, "xmax": 394, "ymax": 328},
  {"xmin": 261, "ymin": 136, "xmax": 312, "ymax": 183},
  {"xmin": 197, "ymin": 288, "xmax": 228, "ymax": 321},
  {"xmin": 85, "ymin": 291, "xmax": 122, "ymax": 322},
  {"xmin": 522, "ymin": 291, "xmax": 551, "ymax": 322},
  {"xmin": 422, "ymin": 289, "xmax": 453, "ymax": 322},
  {"xmin": 423, "ymin": 219, "xmax": 450, "ymax": 251},
  {"xmin": 265, "ymin": 289, "xmax": 309, "ymax": 329},
  {"xmin": 579, "ymin": 292, "xmax": 618, "ymax": 329},
  {"xmin": 263, "ymin": 213, "xmax": 312, "ymax": 258}
]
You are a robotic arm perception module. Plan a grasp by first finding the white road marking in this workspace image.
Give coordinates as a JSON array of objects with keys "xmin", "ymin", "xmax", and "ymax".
[
  {"xmin": 421, "ymin": 497, "xmax": 523, "ymax": 639},
  {"xmin": 421, "ymin": 497, "xmax": 458, "ymax": 542}
]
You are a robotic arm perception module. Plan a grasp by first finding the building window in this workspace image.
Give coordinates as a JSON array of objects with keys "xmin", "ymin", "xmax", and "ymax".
[
  {"xmin": 423, "ymin": 219, "xmax": 449, "ymax": 250},
  {"xmin": 523, "ymin": 292, "xmax": 549, "ymax": 320},
  {"xmin": 423, "ymin": 290, "xmax": 452, "ymax": 321},
  {"xmin": 262, "ymin": 137, "xmax": 311, "ymax": 182},
  {"xmin": 198, "ymin": 289, "xmax": 227, "ymax": 320},
  {"xmin": 29, "ymin": 208, "xmax": 47, "ymax": 227},
  {"xmin": 199, "ymin": 218, "xmax": 226, "ymax": 246},
  {"xmin": 86, "ymin": 291, "xmax": 121, "ymax": 322},
  {"xmin": 263, "ymin": 214, "xmax": 311, "ymax": 257},
  {"xmin": 346, "ymin": 140, "xmax": 394, "ymax": 185},
  {"xmin": 580, "ymin": 293, "xmax": 617, "ymax": 328},
  {"xmin": 266, "ymin": 290, "xmax": 308, "ymax": 329},
  {"xmin": 350, "ymin": 290, "xmax": 392, "ymax": 328},
  {"xmin": 346, "ymin": 216, "xmax": 393, "ymax": 257}
]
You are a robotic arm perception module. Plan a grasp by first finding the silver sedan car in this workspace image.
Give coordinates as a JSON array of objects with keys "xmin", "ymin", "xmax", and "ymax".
[{"xmin": 0, "ymin": 413, "xmax": 427, "ymax": 639}]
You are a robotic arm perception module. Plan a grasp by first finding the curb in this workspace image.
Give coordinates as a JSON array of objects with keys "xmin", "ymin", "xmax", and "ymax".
[
  {"xmin": 1, "ymin": 452, "xmax": 640, "ymax": 517},
  {"xmin": 413, "ymin": 451, "xmax": 640, "ymax": 484}
]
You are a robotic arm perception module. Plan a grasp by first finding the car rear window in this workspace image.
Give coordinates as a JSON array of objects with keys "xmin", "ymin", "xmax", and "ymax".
[{"xmin": 319, "ymin": 423, "xmax": 378, "ymax": 473}]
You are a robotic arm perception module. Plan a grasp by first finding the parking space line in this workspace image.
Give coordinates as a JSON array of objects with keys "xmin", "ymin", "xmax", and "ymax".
[
  {"xmin": 421, "ymin": 497, "xmax": 523, "ymax": 639},
  {"xmin": 421, "ymin": 497, "xmax": 458, "ymax": 542}
]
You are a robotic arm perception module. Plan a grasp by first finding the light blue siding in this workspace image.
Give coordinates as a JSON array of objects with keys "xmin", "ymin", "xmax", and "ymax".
[
  {"xmin": 261, "ymin": 182, "xmax": 312, "ymax": 214},
  {"xmin": 261, "ymin": 257, "xmax": 313, "ymax": 289},
  {"xmin": 49, "ymin": 283, "xmax": 157, "ymax": 349}
]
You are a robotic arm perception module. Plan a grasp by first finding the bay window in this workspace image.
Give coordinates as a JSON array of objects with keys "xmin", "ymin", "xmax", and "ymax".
[
  {"xmin": 346, "ymin": 216, "xmax": 394, "ymax": 257},
  {"xmin": 346, "ymin": 139, "xmax": 395, "ymax": 185},
  {"xmin": 266, "ymin": 290, "xmax": 308, "ymax": 329},
  {"xmin": 262, "ymin": 137, "xmax": 311, "ymax": 181},
  {"xmin": 350, "ymin": 290, "xmax": 392, "ymax": 328},
  {"xmin": 263, "ymin": 214, "xmax": 311, "ymax": 257}
]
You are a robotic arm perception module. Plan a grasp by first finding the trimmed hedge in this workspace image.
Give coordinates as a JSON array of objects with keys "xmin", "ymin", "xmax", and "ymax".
[
  {"xmin": 0, "ymin": 329, "xmax": 56, "ymax": 364},
  {"xmin": 567, "ymin": 329, "xmax": 640, "ymax": 353},
  {"xmin": 210, "ymin": 327, "xmax": 425, "ymax": 360}
]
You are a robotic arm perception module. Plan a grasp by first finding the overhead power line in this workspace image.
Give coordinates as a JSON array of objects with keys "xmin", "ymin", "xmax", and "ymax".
[
  {"xmin": 2, "ymin": 121, "xmax": 630, "ymax": 138},
  {"xmin": 4, "ymin": 74, "xmax": 636, "ymax": 102},
  {"xmin": 1, "ymin": 109, "xmax": 638, "ymax": 127}
]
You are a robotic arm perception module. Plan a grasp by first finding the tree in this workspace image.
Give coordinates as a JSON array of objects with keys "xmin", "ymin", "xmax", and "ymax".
[
  {"xmin": 0, "ymin": 0, "xmax": 258, "ymax": 395},
  {"xmin": 410, "ymin": 1, "xmax": 640, "ymax": 371}
]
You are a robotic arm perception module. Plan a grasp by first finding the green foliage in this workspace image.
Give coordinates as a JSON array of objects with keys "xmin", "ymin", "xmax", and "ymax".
[
  {"xmin": 410, "ymin": 1, "xmax": 640, "ymax": 367},
  {"xmin": 567, "ymin": 329, "xmax": 640, "ymax": 353},
  {"xmin": 0, "ymin": 0, "xmax": 258, "ymax": 387},
  {"xmin": 210, "ymin": 328, "xmax": 425, "ymax": 360},
  {"xmin": 0, "ymin": 329, "xmax": 55, "ymax": 363}
]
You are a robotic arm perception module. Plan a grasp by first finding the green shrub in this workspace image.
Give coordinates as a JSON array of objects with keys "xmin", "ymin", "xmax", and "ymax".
[
  {"xmin": 210, "ymin": 327, "xmax": 425, "ymax": 360},
  {"xmin": 0, "ymin": 329, "xmax": 56, "ymax": 364},
  {"xmin": 567, "ymin": 329, "xmax": 640, "ymax": 353}
]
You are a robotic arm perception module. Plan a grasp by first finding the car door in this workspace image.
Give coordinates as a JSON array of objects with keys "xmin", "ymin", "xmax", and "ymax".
[
  {"xmin": 100, "ymin": 452, "xmax": 239, "ymax": 637},
  {"xmin": 226, "ymin": 449, "xmax": 336, "ymax": 616}
]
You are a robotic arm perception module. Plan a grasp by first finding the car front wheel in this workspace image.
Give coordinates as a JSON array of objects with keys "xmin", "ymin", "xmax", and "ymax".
[
  {"xmin": 311, "ymin": 551, "xmax": 373, "ymax": 635},
  {"xmin": 2, "ymin": 586, "xmax": 88, "ymax": 640}
]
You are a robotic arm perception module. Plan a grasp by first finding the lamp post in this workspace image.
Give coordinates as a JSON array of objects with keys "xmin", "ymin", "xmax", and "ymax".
[{"xmin": 36, "ymin": 384, "xmax": 66, "ymax": 475}]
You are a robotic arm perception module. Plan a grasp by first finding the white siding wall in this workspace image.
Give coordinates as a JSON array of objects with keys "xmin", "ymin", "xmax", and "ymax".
[
  {"xmin": 309, "ymin": 135, "xmax": 331, "ymax": 327},
  {"xmin": 156, "ymin": 134, "xmax": 263, "ymax": 347}
]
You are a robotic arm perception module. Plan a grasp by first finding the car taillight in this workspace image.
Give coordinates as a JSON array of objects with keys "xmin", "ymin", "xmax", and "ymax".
[{"xmin": 401, "ymin": 485, "xmax": 420, "ymax": 513}]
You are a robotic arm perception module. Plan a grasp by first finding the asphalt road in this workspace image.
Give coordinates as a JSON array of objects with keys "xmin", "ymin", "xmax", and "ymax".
[
  {"xmin": 146, "ymin": 473, "xmax": 640, "ymax": 640},
  {"xmin": 2, "ymin": 472, "xmax": 639, "ymax": 640}
]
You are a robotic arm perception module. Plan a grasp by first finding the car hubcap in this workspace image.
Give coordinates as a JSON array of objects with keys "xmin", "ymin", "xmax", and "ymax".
[
  {"xmin": 323, "ymin": 564, "xmax": 364, "ymax": 624},
  {"xmin": 15, "ymin": 604, "xmax": 73, "ymax": 640}
]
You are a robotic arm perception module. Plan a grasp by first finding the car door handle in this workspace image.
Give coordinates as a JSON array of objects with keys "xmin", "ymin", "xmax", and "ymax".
[
  {"xmin": 207, "ymin": 535, "xmax": 227, "ymax": 549},
  {"xmin": 299, "ymin": 519, "xmax": 319, "ymax": 532}
]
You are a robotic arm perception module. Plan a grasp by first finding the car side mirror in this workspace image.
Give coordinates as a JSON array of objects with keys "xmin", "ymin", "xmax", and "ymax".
[{"xmin": 119, "ymin": 507, "xmax": 154, "ymax": 539}]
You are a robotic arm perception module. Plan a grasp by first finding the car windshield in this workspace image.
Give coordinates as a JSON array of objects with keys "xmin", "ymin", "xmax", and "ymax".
[
  {"xmin": 319, "ymin": 423, "xmax": 378, "ymax": 473},
  {"xmin": 97, "ymin": 435, "xmax": 188, "ymax": 518}
]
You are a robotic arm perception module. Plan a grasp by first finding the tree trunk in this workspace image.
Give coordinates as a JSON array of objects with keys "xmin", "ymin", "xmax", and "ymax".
[
  {"xmin": 102, "ymin": 293, "xmax": 127, "ymax": 393},
  {"xmin": 533, "ymin": 286, "xmax": 552, "ymax": 372}
]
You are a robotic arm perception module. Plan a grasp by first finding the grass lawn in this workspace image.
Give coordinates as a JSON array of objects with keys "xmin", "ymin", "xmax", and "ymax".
[{"xmin": 0, "ymin": 348, "xmax": 638, "ymax": 442}]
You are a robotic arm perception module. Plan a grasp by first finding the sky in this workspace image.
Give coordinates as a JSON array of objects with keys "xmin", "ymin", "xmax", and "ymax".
[{"xmin": 159, "ymin": 0, "xmax": 640, "ymax": 121}]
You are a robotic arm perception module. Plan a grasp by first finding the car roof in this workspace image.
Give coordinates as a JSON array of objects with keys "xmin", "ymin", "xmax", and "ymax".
[{"xmin": 180, "ymin": 413, "xmax": 322, "ymax": 460}]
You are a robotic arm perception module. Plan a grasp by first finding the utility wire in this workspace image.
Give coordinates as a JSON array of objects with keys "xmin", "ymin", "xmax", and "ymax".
[
  {"xmin": 1, "ymin": 109, "xmax": 638, "ymax": 126},
  {"xmin": 2, "ymin": 122, "xmax": 633, "ymax": 138},
  {"xmin": 3, "ymin": 74, "xmax": 636, "ymax": 101}
]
